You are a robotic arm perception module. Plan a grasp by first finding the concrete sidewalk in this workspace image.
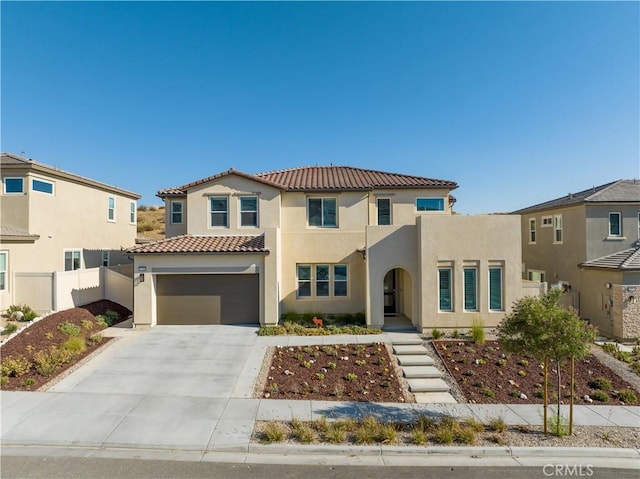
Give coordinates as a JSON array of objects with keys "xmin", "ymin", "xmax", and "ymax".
[{"xmin": 1, "ymin": 326, "xmax": 639, "ymax": 468}]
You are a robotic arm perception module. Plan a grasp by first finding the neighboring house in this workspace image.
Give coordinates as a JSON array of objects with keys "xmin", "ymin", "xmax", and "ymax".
[
  {"xmin": 513, "ymin": 180, "xmax": 640, "ymax": 340},
  {"xmin": 0, "ymin": 153, "xmax": 140, "ymax": 311},
  {"xmin": 129, "ymin": 165, "xmax": 523, "ymax": 332}
]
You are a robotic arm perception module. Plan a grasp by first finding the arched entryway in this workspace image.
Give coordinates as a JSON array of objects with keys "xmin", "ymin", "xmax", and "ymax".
[{"xmin": 382, "ymin": 268, "xmax": 414, "ymax": 329}]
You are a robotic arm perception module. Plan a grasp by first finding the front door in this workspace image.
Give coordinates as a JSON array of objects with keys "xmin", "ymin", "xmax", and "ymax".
[{"xmin": 383, "ymin": 270, "xmax": 397, "ymax": 315}]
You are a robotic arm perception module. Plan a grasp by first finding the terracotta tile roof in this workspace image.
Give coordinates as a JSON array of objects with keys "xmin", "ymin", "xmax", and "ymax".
[
  {"xmin": 127, "ymin": 234, "xmax": 267, "ymax": 254},
  {"xmin": 580, "ymin": 247, "xmax": 640, "ymax": 271},
  {"xmin": 158, "ymin": 165, "xmax": 457, "ymax": 197},
  {"xmin": 513, "ymin": 180, "xmax": 640, "ymax": 214}
]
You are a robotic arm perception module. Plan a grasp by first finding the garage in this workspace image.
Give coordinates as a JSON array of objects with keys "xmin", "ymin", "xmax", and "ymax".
[{"xmin": 156, "ymin": 274, "xmax": 259, "ymax": 325}]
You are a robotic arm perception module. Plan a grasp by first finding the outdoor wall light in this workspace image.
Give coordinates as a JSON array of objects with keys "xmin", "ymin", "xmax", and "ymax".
[
  {"xmin": 139, "ymin": 273, "xmax": 145, "ymax": 282},
  {"xmin": 629, "ymin": 296, "xmax": 636, "ymax": 304},
  {"xmin": 605, "ymin": 283, "xmax": 612, "ymax": 289}
]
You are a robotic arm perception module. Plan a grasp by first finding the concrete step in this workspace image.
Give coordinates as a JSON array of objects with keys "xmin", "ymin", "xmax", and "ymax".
[
  {"xmin": 389, "ymin": 336, "xmax": 423, "ymax": 346},
  {"xmin": 392, "ymin": 345, "xmax": 429, "ymax": 355},
  {"xmin": 407, "ymin": 378, "xmax": 450, "ymax": 393},
  {"xmin": 414, "ymin": 392, "xmax": 458, "ymax": 404},
  {"xmin": 402, "ymin": 366, "xmax": 442, "ymax": 379},
  {"xmin": 397, "ymin": 355, "xmax": 435, "ymax": 367}
]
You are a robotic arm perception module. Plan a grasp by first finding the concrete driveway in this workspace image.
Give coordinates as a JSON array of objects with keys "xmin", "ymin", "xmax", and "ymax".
[{"xmin": 1, "ymin": 325, "xmax": 265, "ymax": 451}]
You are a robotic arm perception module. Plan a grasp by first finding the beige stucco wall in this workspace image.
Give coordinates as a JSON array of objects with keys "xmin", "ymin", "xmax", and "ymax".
[
  {"xmin": 520, "ymin": 205, "xmax": 587, "ymax": 288},
  {"xmin": 366, "ymin": 189, "xmax": 453, "ymax": 225},
  {"xmin": 1, "ymin": 168, "xmax": 138, "ymax": 310},
  {"xmin": 418, "ymin": 214, "xmax": 522, "ymax": 331}
]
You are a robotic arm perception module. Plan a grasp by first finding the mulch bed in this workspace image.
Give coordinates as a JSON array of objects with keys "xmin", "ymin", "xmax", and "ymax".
[
  {"xmin": 433, "ymin": 340, "xmax": 639, "ymax": 405},
  {"xmin": 262, "ymin": 343, "xmax": 409, "ymax": 403},
  {"xmin": 1, "ymin": 300, "xmax": 131, "ymax": 391}
]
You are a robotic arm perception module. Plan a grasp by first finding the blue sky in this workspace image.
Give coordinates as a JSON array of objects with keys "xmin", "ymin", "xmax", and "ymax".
[{"xmin": 2, "ymin": 1, "xmax": 638, "ymax": 213}]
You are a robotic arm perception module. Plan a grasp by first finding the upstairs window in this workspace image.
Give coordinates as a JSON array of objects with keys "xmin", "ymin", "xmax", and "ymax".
[
  {"xmin": 609, "ymin": 212, "xmax": 621, "ymax": 237},
  {"xmin": 210, "ymin": 197, "xmax": 228, "ymax": 227},
  {"xmin": 377, "ymin": 198, "xmax": 391, "ymax": 225},
  {"xmin": 416, "ymin": 197, "xmax": 444, "ymax": 212},
  {"xmin": 529, "ymin": 218, "xmax": 536, "ymax": 243},
  {"xmin": 108, "ymin": 197, "xmax": 116, "ymax": 222},
  {"xmin": 240, "ymin": 196, "xmax": 258, "ymax": 227},
  {"xmin": 3, "ymin": 178, "xmax": 24, "ymax": 194},
  {"xmin": 542, "ymin": 216, "xmax": 553, "ymax": 227},
  {"xmin": 64, "ymin": 250, "xmax": 81, "ymax": 271},
  {"xmin": 308, "ymin": 198, "xmax": 337, "ymax": 227},
  {"xmin": 130, "ymin": 202, "xmax": 136, "ymax": 224},
  {"xmin": 32, "ymin": 178, "xmax": 54, "ymax": 194},
  {"xmin": 0, "ymin": 252, "xmax": 7, "ymax": 291},
  {"xmin": 554, "ymin": 215, "xmax": 563, "ymax": 243},
  {"xmin": 170, "ymin": 201, "xmax": 183, "ymax": 224}
]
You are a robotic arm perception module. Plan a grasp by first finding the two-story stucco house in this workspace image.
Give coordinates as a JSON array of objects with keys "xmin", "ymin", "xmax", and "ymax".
[
  {"xmin": 513, "ymin": 179, "xmax": 640, "ymax": 340},
  {"xmin": 0, "ymin": 153, "xmax": 140, "ymax": 310},
  {"xmin": 129, "ymin": 165, "xmax": 522, "ymax": 332}
]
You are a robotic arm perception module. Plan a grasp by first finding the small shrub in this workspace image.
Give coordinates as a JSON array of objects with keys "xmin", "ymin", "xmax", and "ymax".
[
  {"xmin": 0, "ymin": 376, "xmax": 8, "ymax": 386},
  {"xmin": 617, "ymin": 389, "xmax": 638, "ymax": 403},
  {"xmin": 88, "ymin": 333, "xmax": 103, "ymax": 345},
  {"xmin": 333, "ymin": 382, "xmax": 346, "ymax": 398},
  {"xmin": 415, "ymin": 415, "xmax": 435, "ymax": 432},
  {"xmin": 462, "ymin": 417, "xmax": 484, "ymax": 433},
  {"xmin": 518, "ymin": 359, "xmax": 529, "ymax": 367},
  {"xmin": 62, "ymin": 336, "xmax": 86, "ymax": 354},
  {"xmin": 32, "ymin": 347, "xmax": 75, "ymax": 376},
  {"xmin": 496, "ymin": 358, "xmax": 508, "ymax": 366},
  {"xmin": 470, "ymin": 318, "xmax": 485, "ymax": 344},
  {"xmin": 482, "ymin": 388, "xmax": 496, "ymax": 398},
  {"xmin": 324, "ymin": 423, "xmax": 346, "ymax": 443},
  {"xmin": 488, "ymin": 433, "xmax": 506, "ymax": 445},
  {"xmin": 588, "ymin": 377, "xmax": 612, "ymax": 390},
  {"xmin": 487, "ymin": 417, "xmax": 507, "ymax": 433},
  {"xmin": 57, "ymin": 322, "xmax": 81, "ymax": 337},
  {"xmin": 355, "ymin": 359, "xmax": 366, "ymax": 366},
  {"xmin": 345, "ymin": 373, "xmax": 358, "ymax": 381},
  {"xmin": 314, "ymin": 416, "xmax": 328, "ymax": 433},
  {"xmin": 431, "ymin": 328, "xmax": 444, "ymax": 340},
  {"xmin": 81, "ymin": 319, "xmax": 94, "ymax": 330},
  {"xmin": 314, "ymin": 373, "xmax": 325, "ymax": 381},
  {"xmin": 1, "ymin": 356, "xmax": 32, "ymax": 377},
  {"xmin": 291, "ymin": 419, "xmax": 316, "ymax": 444},
  {"xmin": 591, "ymin": 390, "xmax": 610, "ymax": 402},
  {"xmin": 95, "ymin": 316, "xmax": 109, "ymax": 328},
  {"xmin": 300, "ymin": 360, "xmax": 312, "ymax": 368},
  {"xmin": 7, "ymin": 304, "xmax": 37, "ymax": 321},
  {"xmin": 354, "ymin": 424, "xmax": 377, "ymax": 445},
  {"xmin": 327, "ymin": 361, "xmax": 337, "ymax": 369},
  {"xmin": 510, "ymin": 390, "xmax": 521, "ymax": 398},
  {"xmin": 455, "ymin": 426, "xmax": 477, "ymax": 445},
  {"xmin": 376, "ymin": 423, "xmax": 397, "ymax": 444},
  {"xmin": 19, "ymin": 378, "xmax": 36, "ymax": 388},
  {"xmin": 261, "ymin": 423, "xmax": 286, "ymax": 443},
  {"xmin": 104, "ymin": 310, "xmax": 120, "ymax": 325},
  {"xmin": 411, "ymin": 427, "xmax": 427, "ymax": 445},
  {"xmin": 432, "ymin": 423, "xmax": 455, "ymax": 444},
  {"xmin": 2, "ymin": 323, "xmax": 18, "ymax": 335},
  {"xmin": 45, "ymin": 332, "xmax": 54, "ymax": 340},
  {"xmin": 452, "ymin": 329, "xmax": 460, "ymax": 339},
  {"xmin": 518, "ymin": 370, "xmax": 527, "ymax": 377},
  {"xmin": 549, "ymin": 412, "xmax": 570, "ymax": 437}
]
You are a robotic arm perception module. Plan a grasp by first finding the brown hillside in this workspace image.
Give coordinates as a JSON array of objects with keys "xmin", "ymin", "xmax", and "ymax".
[{"xmin": 136, "ymin": 205, "xmax": 165, "ymax": 240}]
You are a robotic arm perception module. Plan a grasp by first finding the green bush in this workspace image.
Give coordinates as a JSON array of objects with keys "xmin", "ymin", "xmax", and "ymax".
[
  {"xmin": 95, "ymin": 316, "xmax": 109, "ymax": 328},
  {"xmin": 57, "ymin": 321, "xmax": 81, "ymax": 337},
  {"xmin": 104, "ymin": 310, "xmax": 120, "ymax": 325},
  {"xmin": 1, "ymin": 356, "xmax": 32, "ymax": 377},
  {"xmin": 62, "ymin": 336, "xmax": 87, "ymax": 354},
  {"xmin": 588, "ymin": 377, "xmax": 612, "ymax": 390},
  {"xmin": 19, "ymin": 378, "xmax": 36, "ymax": 388},
  {"xmin": 6, "ymin": 304, "xmax": 37, "ymax": 321},
  {"xmin": 431, "ymin": 328, "xmax": 444, "ymax": 340},
  {"xmin": 2, "ymin": 323, "xmax": 18, "ymax": 335},
  {"xmin": 33, "ymin": 347, "xmax": 75, "ymax": 376},
  {"xmin": 591, "ymin": 390, "xmax": 610, "ymax": 402},
  {"xmin": 257, "ymin": 326, "xmax": 287, "ymax": 336},
  {"xmin": 88, "ymin": 333, "xmax": 103, "ymax": 345},
  {"xmin": 617, "ymin": 389, "xmax": 638, "ymax": 404}
]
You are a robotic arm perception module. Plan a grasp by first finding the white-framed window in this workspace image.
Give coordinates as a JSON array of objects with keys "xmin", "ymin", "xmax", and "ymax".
[
  {"xmin": 529, "ymin": 218, "xmax": 536, "ymax": 243},
  {"xmin": 463, "ymin": 267, "xmax": 478, "ymax": 311},
  {"xmin": 438, "ymin": 268, "xmax": 452, "ymax": 312},
  {"xmin": 608, "ymin": 212, "xmax": 622, "ymax": 237},
  {"xmin": 108, "ymin": 196, "xmax": 116, "ymax": 222},
  {"xmin": 102, "ymin": 250, "xmax": 110, "ymax": 267},
  {"xmin": 307, "ymin": 197, "xmax": 337, "ymax": 227},
  {"xmin": 64, "ymin": 250, "xmax": 81, "ymax": 271},
  {"xmin": 416, "ymin": 197, "xmax": 445, "ymax": 212},
  {"xmin": 528, "ymin": 270, "xmax": 546, "ymax": 283},
  {"xmin": 489, "ymin": 267, "xmax": 503, "ymax": 311},
  {"xmin": 553, "ymin": 215, "xmax": 563, "ymax": 243},
  {"xmin": 376, "ymin": 198, "xmax": 392, "ymax": 225},
  {"xmin": 542, "ymin": 216, "xmax": 553, "ymax": 227},
  {"xmin": 129, "ymin": 202, "xmax": 136, "ymax": 224},
  {"xmin": 240, "ymin": 196, "xmax": 258, "ymax": 227},
  {"xmin": 32, "ymin": 177, "xmax": 54, "ymax": 195},
  {"xmin": 0, "ymin": 251, "xmax": 7, "ymax": 291},
  {"xmin": 170, "ymin": 200, "xmax": 183, "ymax": 224},
  {"xmin": 3, "ymin": 177, "xmax": 24, "ymax": 194},
  {"xmin": 296, "ymin": 263, "xmax": 348, "ymax": 299},
  {"xmin": 210, "ymin": 197, "xmax": 228, "ymax": 227}
]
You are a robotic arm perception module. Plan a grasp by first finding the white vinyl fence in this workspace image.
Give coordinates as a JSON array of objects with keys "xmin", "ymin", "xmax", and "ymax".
[{"xmin": 13, "ymin": 266, "xmax": 132, "ymax": 314}]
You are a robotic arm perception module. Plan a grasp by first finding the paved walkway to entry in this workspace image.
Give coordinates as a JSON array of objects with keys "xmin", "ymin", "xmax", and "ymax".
[{"xmin": 1, "ymin": 326, "xmax": 639, "ymax": 455}]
